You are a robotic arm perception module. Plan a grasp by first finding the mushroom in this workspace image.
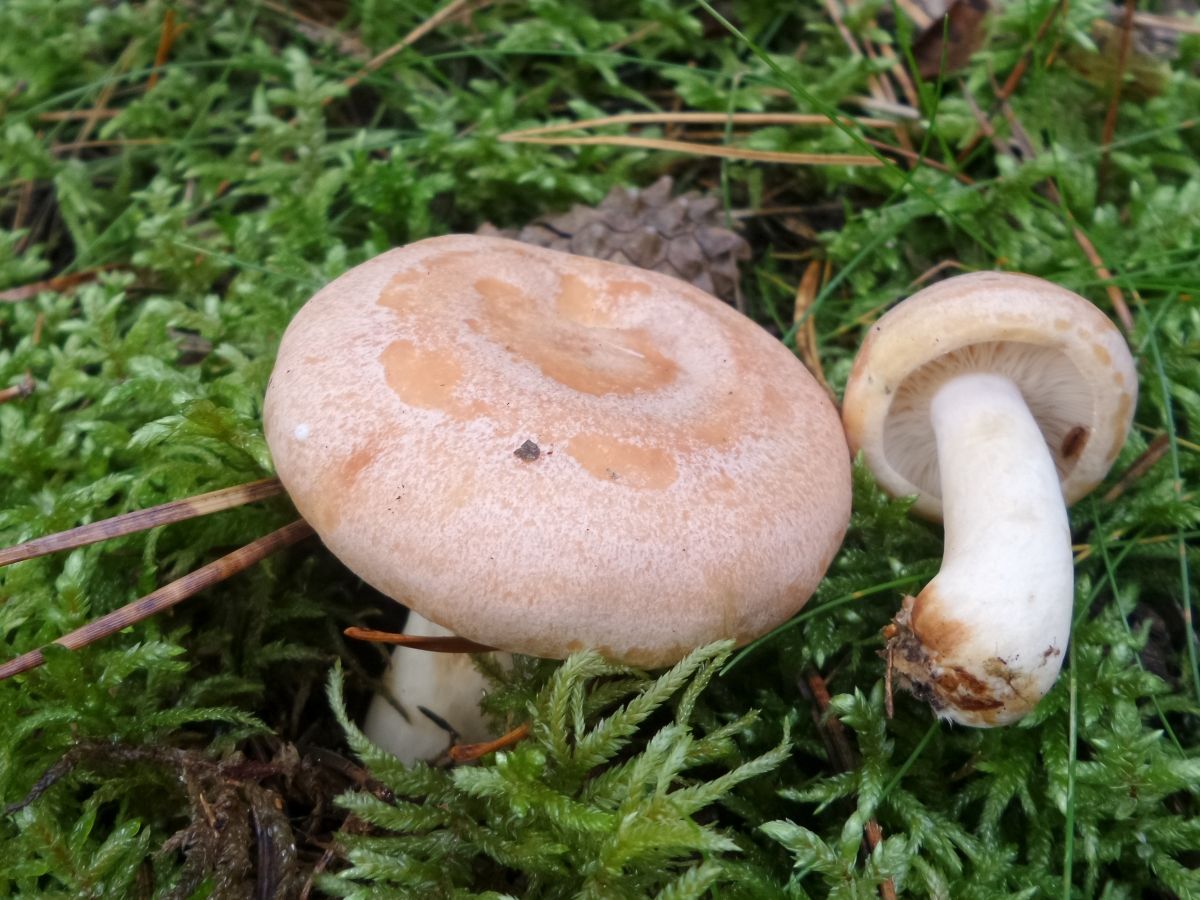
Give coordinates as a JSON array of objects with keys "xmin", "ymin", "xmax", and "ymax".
[
  {"xmin": 842, "ymin": 272, "xmax": 1137, "ymax": 726},
  {"xmin": 362, "ymin": 611, "xmax": 502, "ymax": 763},
  {"xmin": 263, "ymin": 234, "xmax": 852, "ymax": 755}
]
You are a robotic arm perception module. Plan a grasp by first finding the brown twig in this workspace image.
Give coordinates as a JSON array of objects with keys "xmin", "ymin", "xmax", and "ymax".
[
  {"xmin": 228, "ymin": 0, "xmax": 489, "ymax": 184},
  {"xmin": 1061, "ymin": 219, "xmax": 1134, "ymax": 333},
  {"xmin": 849, "ymin": 96, "xmax": 923, "ymax": 120},
  {"xmin": 1102, "ymin": 433, "xmax": 1171, "ymax": 503},
  {"xmin": 973, "ymin": 87, "xmax": 1135, "ymax": 334},
  {"xmin": 804, "ymin": 669, "xmax": 897, "ymax": 900},
  {"xmin": 74, "ymin": 38, "xmax": 140, "ymax": 149},
  {"xmin": 505, "ymin": 112, "xmax": 895, "ymax": 135},
  {"xmin": 894, "ymin": 0, "xmax": 933, "ymax": 29},
  {"xmin": 865, "ymin": 820, "xmax": 891, "ymax": 885},
  {"xmin": 822, "ymin": 0, "xmax": 864, "ymax": 61},
  {"xmin": 860, "ymin": 136, "xmax": 974, "ymax": 184},
  {"xmin": 956, "ymin": 0, "xmax": 1067, "ymax": 164},
  {"xmin": 605, "ymin": 21, "xmax": 662, "ymax": 53},
  {"xmin": 910, "ymin": 259, "xmax": 967, "ymax": 287},
  {"xmin": 0, "ymin": 265, "xmax": 126, "ymax": 303},
  {"xmin": 448, "ymin": 723, "xmax": 531, "ymax": 763},
  {"xmin": 1006, "ymin": 104, "xmax": 1133, "ymax": 332},
  {"xmin": 0, "ymin": 478, "xmax": 285, "ymax": 569},
  {"xmin": 343, "ymin": 627, "xmax": 496, "ymax": 654},
  {"xmin": 0, "ymin": 520, "xmax": 315, "ymax": 681},
  {"xmin": 0, "ymin": 372, "xmax": 34, "ymax": 405},
  {"xmin": 36, "ymin": 109, "xmax": 121, "ymax": 123},
  {"xmin": 501, "ymin": 132, "xmax": 880, "ymax": 167},
  {"xmin": 499, "ymin": 127, "xmax": 883, "ymax": 166},
  {"xmin": 960, "ymin": 80, "xmax": 1001, "ymax": 151},
  {"xmin": 500, "ymin": 111, "xmax": 892, "ymax": 168},
  {"xmin": 859, "ymin": 28, "xmax": 900, "ymax": 106},
  {"xmin": 848, "ymin": 1, "xmax": 920, "ymax": 112},
  {"xmin": 872, "ymin": 34, "xmax": 921, "ymax": 110},
  {"xmin": 793, "ymin": 260, "xmax": 831, "ymax": 393},
  {"xmin": 238, "ymin": 0, "xmax": 484, "ymax": 185},
  {"xmin": 821, "ymin": 0, "xmax": 889, "ymax": 107},
  {"xmin": 299, "ymin": 814, "xmax": 369, "ymax": 900},
  {"xmin": 805, "ymin": 670, "xmax": 856, "ymax": 769},
  {"xmin": 820, "ymin": 0, "xmax": 916, "ymax": 155},
  {"xmin": 1076, "ymin": 531, "xmax": 1193, "ymax": 565},
  {"xmin": 260, "ymin": 0, "xmax": 370, "ymax": 60},
  {"xmin": 994, "ymin": 1, "xmax": 1066, "ymax": 104},
  {"xmin": 51, "ymin": 138, "xmax": 166, "ymax": 154},
  {"xmin": 1098, "ymin": 0, "xmax": 1137, "ymax": 190},
  {"xmin": 146, "ymin": 9, "xmax": 187, "ymax": 92},
  {"xmin": 339, "ymin": 0, "xmax": 487, "ymax": 94},
  {"xmin": 731, "ymin": 202, "xmax": 844, "ymax": 220}
]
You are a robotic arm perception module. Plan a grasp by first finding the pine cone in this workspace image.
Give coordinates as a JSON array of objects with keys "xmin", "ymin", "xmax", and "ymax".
[{"xmin": 477, "ymin": 177, "xmax": 750, "ymax": 305}]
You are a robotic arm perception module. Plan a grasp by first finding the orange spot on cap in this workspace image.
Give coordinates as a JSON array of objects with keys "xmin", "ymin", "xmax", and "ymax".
[{"xmin": 567, "ymin": 433, "xmax": 678, "ymax": 489}]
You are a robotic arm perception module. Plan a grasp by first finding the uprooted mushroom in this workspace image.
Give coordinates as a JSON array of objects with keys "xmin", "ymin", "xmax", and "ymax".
[{"xmin": 842, "ymin": 272, "xmax": 1137, "ymax": 726}]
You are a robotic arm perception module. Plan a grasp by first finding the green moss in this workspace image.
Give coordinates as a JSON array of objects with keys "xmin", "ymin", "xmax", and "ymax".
[{"xmin": 0, "ymin": 1, "xmax": 1197, "ymax": 896}]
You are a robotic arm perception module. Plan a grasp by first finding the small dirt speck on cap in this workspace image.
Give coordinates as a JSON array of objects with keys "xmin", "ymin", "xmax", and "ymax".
[{"xmin": 514, "ymin": 440, "xmax": 541, "ymax": 462}]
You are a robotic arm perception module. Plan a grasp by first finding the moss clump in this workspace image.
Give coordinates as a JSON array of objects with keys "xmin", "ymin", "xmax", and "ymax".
[{"xmin": 1, "ymin": 1, "xmax": 1197, "ymax": 896}]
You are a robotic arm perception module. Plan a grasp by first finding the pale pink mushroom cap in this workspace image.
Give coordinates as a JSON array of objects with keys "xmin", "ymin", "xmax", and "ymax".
[
  {"xmin": 843, "ymin": 272, "xmax": 1137, "ymax": 520},
  {"xmin": 263, "ymin": 235, "xmax": 850, "ymax": 667}
]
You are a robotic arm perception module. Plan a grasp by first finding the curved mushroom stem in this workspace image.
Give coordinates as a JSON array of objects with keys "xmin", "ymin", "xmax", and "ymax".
[
  {"xmin": 886, "ymin": 372, "xmax": 1074, "ymax": 726},
  {"xmin": 362, "ymin": 612, "xmax": 503, "ymax": 763}
]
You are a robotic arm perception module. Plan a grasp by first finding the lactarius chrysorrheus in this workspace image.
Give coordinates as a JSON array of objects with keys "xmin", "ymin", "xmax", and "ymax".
[
  {"xmin": 264, "ymin": 234, "xmax": 852, "ymax": 757},
  {"xmin": 842, "ymin": 272, "xmax": 1137, "ymax": 726}
]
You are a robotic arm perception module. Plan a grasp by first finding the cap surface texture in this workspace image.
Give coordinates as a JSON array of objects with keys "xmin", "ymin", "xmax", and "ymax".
[
  {"xmin": 842, "ymin": 272, "xmax": 1137, "ymax": 519},
  {"xmin": 264, "ymin": 235, "xmax": 851, "ymax": 666}
]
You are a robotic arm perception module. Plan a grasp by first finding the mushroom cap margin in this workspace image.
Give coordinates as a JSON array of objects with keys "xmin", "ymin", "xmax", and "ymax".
[{"xmin": 842, "ymin": 271, "xmax": 1137, "ymax": 520}]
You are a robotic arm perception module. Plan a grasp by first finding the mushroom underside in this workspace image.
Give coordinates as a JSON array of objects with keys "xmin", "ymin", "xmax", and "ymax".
[{"xmin": 882, "ymin": 341, "xmax": 1093, "ymax": 500}]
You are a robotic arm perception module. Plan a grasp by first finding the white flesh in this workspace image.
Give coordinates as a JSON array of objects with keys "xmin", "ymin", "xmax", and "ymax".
[
  {"xmin": 362, "ymin": 612, "xmax": 499, "ymax": 763},
  {"xmin": 889, "ymin": 373, "xmax": 1074, "ymax": 726}
]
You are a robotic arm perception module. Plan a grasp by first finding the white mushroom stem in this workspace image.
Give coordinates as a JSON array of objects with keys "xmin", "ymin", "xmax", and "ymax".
[
  {"xmin": 888, "ymin": 372, "xmax": 1074, "ymax": 726},
  {"xmin": 362, "ymin": 612, "xmax": 501, "ymax": 763}
]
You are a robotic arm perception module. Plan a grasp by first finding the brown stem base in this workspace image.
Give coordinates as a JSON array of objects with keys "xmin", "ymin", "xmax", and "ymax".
[{"xmin": 883, "ymin": 596, "xmax": 1028, "ymax": 728}]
